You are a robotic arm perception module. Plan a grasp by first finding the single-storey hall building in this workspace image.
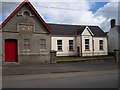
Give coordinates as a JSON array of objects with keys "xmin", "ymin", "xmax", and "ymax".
[
  {"xmin": 1, "ymin": 0, "xmax": 51, "ymax": 64},
  {"xmin": 49, "ymin": 24, "xmax": 108, "ymax": 56}
]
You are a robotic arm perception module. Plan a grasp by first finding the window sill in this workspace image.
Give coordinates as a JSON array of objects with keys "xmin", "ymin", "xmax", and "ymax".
[
  {"xmin": 40, "ymin": 49, "xmax": 47, "ymax": 51},
  {"xmin": 23, "ymin": 49, "xmax": 30, "ymax": 52},
  {"xmin": 57, "ymin": 50, "xmax": 63, "ymax": 52},
  {"xmin": 85, "ymin": 49, "xmax": 90, "ymax": 51},
  {"xmin": 69, "ymin": 50, "xmax": 74, "ymax": 51}
]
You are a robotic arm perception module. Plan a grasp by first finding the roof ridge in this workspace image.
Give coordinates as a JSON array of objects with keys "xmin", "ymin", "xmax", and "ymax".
[
  {"xmin": 47, "ymin": 23, "xmax": 99, "ymax": 27},
  {"xmin": 48, "ymin": 23, "xmax": 82, "ymax": 26}
]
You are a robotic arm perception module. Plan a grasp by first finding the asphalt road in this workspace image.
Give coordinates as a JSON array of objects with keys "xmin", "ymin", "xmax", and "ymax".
[
  {"xmin": 3, "ymin": 70, "xmax": 118, "ymax": 88},
  {"xmin": 3, "ymin": 61, "xmax": 118, "ymax": 76}
]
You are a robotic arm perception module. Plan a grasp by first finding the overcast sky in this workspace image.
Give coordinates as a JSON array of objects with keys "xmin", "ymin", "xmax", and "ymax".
[{"xmin": 0, "ymin": 0, "xmax": 120, "ymax": 32}]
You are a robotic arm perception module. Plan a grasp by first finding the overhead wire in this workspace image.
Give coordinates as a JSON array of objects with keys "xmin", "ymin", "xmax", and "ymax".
[{"xmin": 1, "ymin": 2, "xmax": 120, "ymax": 13}]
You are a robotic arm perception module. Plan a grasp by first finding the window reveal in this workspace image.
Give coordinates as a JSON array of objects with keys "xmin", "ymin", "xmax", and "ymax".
[
  {"xmin": 99, "ymin": 40, "xmax": 103, "ymax": 50},
  {"xmin": 69, "ymin": 40, "xmax": 74, "ymax": 51},
  {"xmin": 40, "ymin": 39, "xmax": 46, "ymax": 49},
  {"xmin": 85, "ymin": 39, "xmax": 89, "ymax": 50},
  {"xmin": 57, "ymin": 40, "xmax": 62, "ymax": 51},
  {"xmin": 24, "ymin": 39, "xmax": 30, "ymax": 50}
]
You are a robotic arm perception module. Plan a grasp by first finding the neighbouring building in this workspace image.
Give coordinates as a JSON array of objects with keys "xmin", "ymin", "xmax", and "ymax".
[
  {"xmin": 107, "ymin": 19, "xmax": 120, "ymax": 53},
  {"xmin": 49, "ymin": 24, "xmax": 108, "ymax": 56},
  {"xmin": 0, "ymin": 30, "xmax": 2, "ymax": 65},
  {"xmin": 1, "ymin": 0, "xmax": 51, "ymax": 64}
]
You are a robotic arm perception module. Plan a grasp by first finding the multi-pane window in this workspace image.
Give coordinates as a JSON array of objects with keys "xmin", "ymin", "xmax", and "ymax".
[
  {"xmin": 40, "ymin": 39, "xmax": 46, "ymax": 49},
  {"xmin": 69, "ymin": 40, "xmax": 74, "ymax": 51},
  {"xmin": 24, "ymin": 39, "xmax": 30, "ymax": 50},
  {"xmin": 99, "ymin": 40, "xmax": 103, "ymax": 50},
  {"xmin": 57, "ymin": 40, "xmax": 62, "ymax": 51},
  {"xmin": 85, "ymin": 39, "xmax": 89, "ymax": 50},
  {"xmin": 93, "ymin": 40, "xmax": 94, "ymax": 51}
]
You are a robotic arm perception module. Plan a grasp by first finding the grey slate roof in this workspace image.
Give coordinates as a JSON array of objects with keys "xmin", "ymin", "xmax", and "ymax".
[
  {"xmin": 88, "ymin": 26, "xmax": 107, "ymax": 37},
  {"xmin": 48, "ymin": 23, "xmax": 107, "ymax": 37},
  {"xmin": 48, "ymin": 24, "xmax": 83, "ymax": 35}
]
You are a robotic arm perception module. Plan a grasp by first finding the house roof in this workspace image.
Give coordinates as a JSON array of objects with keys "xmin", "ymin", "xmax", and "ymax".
[
  {"xmin": 0, "ymin": 0, "xmax": 51, "ymax": 32},
  {"xmin": 88, "ymin": 26, "xmax": 107, "ymax": 37},
  {"xmin": 48, "ymin": 23, "xmax": 107, "ymax": 37},
  {"xmin": 105, "ymin": 32, "xmax": 108, "ymax": 34},
  {"xmin": 48, "ymin": 23, "xmax": 83, "ymax": 35}
]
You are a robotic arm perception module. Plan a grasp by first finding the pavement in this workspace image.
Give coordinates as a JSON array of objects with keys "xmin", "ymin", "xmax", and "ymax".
[{"xmin": 2, "ymin": 60, "xmax": 118, "ymax": 76}]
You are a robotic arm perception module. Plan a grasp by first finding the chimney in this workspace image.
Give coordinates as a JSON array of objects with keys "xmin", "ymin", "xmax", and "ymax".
[
  {"xmin": 24, "ymin": 0, "xmax": 29, "ymax": 2},
  {"xmin": 110, "ymin": 19, "xmax": 116, "ymax": 28}
]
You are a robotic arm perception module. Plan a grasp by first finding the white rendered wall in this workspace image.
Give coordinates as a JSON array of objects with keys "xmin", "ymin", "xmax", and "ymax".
[
  {"xmin": 81, "ymin": 27, "xmax": 108, "ymax": 56},
  {"xmin": 51, "ymin": 36, "xmax": 77, "ymax": 56},
  {"xmin": 93, "ymin": 37, "xmax": 108, "ymax": 55},
  {"xmin": 81, "ymin": 27, "xmax": 93, "ymax": 56},
  {"xmin": 81, "ymin": 35, "xmax": 93, "ymax": 56},
  {"xmin": 108, "ymin": 27, "xmax": 119, "ymax": 53},
  {"xmin": 51, "ymin": 27, "xmax": 108, "ymax": 56}
]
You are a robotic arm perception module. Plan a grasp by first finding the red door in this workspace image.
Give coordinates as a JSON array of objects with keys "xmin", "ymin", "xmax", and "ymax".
[{"xmin": 5, "ymin": 39, "xmax": 18, "ymax": 62}]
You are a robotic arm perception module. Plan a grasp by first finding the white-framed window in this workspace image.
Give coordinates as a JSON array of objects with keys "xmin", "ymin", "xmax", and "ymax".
[
  {"xmin": 85, "ymin": 39, "xmax": 89, "ymax": 50},
  {"xmin": 69, "ymin": 40, "xmax": 74, "ymax": 51},
  {"xmin": 99, "ymin": 40, "xmax": 103, "ymax": 50},
  {"xmin": 93, "ymin": 40, "xmax": 94, "ymax": 51},
  {"xmin": 57, "ymin": 40, "xmax": 62, "ymax": 51},
  {"xmin": 24, "ymin": 39, "xmax": 30, "ymax": 50},
  {"xmin": 40, "ymin": 39, "xmax": 46, "ymax": 49}
]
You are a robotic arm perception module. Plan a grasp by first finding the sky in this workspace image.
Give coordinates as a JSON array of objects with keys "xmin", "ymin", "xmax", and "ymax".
[{"xmin": 0, "ymin": 0, "xmax": 120, "ymax": 32}]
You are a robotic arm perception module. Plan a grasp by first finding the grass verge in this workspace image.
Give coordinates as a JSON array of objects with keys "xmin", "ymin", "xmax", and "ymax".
[{"xmin": 56, "ymin": 56, "xmax": 115, "ymax": 62}]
